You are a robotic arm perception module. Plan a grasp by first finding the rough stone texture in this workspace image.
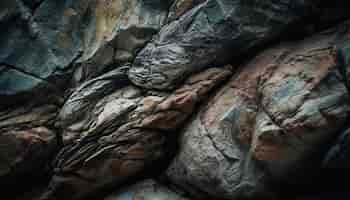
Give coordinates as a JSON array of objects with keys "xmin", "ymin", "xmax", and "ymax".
[
  {"xmin": 40, "ymin": 67, "xmax": 232, "ymax": 200},
  {"xmin": 129, "ymin": 0, "xmax": 350, "ymax": 90},
  {"xmin": 0, "ymin": 103, "xmax": 58, "ymax": 186},
  {"xmin": 167, "ymin": 0, "xmax": 205, "ymax": 22},
  {"xmin": 1, "ymin": 1, "xmax": 350, "ymax": 200},
  {"xmin": 167, "ymin": 23, "xmax": 350, "ymax": 199},
  {"xmin": 0, "ymin": 0, "xmax": 172, "ymax": 105},
  {"xmin": 104, "ymin": 179, "xmax": 190, "ymax": 200}
]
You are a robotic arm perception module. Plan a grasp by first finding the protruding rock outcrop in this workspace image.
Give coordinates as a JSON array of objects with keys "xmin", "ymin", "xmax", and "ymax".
[{"xmin": 167, "ymin": 22, "xmax": 350, "ymax": 199}]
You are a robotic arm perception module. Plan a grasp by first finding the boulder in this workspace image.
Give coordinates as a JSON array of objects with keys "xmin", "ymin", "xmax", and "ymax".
[
  {"xmin": 129, "ymin": 0, "xmax": 350, "ymax": 90},
  {"xmin": 40, "ymin": 67, "xmax": 232, "ymax": 200},
  {"xmin": 167, "ymin": 22, "xmax": 350, "ymax": 199},
  {"xmin": 104, "ymin": 179, "xmax": 189, "ymax": 200}
]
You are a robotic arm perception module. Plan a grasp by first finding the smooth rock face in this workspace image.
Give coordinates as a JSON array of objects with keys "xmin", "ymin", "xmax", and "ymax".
[
  {"xmin": 167, "ymin": 23, "xmax": 350, "ymax": 199},
  {"xmin": 0, "ymin": 103, "xmax": 58, "ymax": 185},
  {"xmin": 104, "ymin": 179, "xmax": 189, "ymax": 200},
  {"xmin": 0, "ymin": 0, "xmax": 172, "ymax": 104},
  {"xmin": 129, "ymin": 0, "xmax": 349, "ymax": 90},
  {"xmin": 40, "ymin": 67, "xmax": 232, "ymax": 200}
]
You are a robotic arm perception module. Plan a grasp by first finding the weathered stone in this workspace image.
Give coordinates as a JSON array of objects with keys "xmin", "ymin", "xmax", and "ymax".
[
  {"xmin": 58, "ymin": 66, "xmax": 130, "ymax": 144},
  {"xmin": 0, "ymin": 0, "xmax": 172, "ymax": 105},
  {"xmin": 167, "ymin": 0, "xmax": 205, "ymax": 22},
  {"xmin": 72, "ymin": 0, "xmax": 173, "ymax": 84},
  {"xmin": 40, "ymin": 67, "xmax": 231, "ymax": 200},
  {"xmin": 167, "ymin": 23, "xmax": 350, "ymax": 199},
  {"xmin": 104, "ymin": 179, "xmax": 190, "ymax": 200},
  {"xmin": 129, "ymin": 0, "xmax": 350, "ymax": 90},
  {"xmin": 0, "ymin": 103, "xmax": 58, "ymax": 186}
]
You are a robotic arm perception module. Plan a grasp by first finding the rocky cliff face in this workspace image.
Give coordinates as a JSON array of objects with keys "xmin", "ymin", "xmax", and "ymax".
[{"xmin": 1, "ymin": 1, "xmax": 350, "ymax": 200}]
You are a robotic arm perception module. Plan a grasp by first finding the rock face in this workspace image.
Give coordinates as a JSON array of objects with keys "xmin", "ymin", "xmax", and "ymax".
[
  {"xmin": 129, "ymin": 0, "xmax": 350, "ymax": 90},
  {"xmin": 1, "ymin": 1, "xmax": 350, "ymax": 200},
  {"xmin": 104, "ymin": 179, "xmax": 189, "ymax": 200},
  {"xmin": 0, "ymin": 103, "xmax": 58, "ymax": 186},
  {"xmin": 167, "ymin": 23, "xmax": 350, "ymax": 199},
  {"xmin": 40, "ymin": 67, "xmax": 231, "ymax": 200},
  {"xmin": 0, "ymin": 0, "xmax": 172, "ymax": 105}
]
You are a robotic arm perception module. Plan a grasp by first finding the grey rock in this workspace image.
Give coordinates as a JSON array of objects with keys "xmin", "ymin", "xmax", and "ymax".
[
  {"xmin": 104, "ymin": 179, "xmax": 189, "ymax": 200},
  {"xmin": 0, "ymin": 0, "xmax": 172, "ymax": 105},
  {"xmin": 167, "ymin": 0, "xmax": 205, "ymax": 22},
  {"xmin": 129, "ymin": 0, "xmax": 350, "ymax": 90}
]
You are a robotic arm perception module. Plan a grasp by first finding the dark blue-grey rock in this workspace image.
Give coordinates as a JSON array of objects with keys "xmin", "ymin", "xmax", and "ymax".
[
  {"xmin": 0, "ymin": 0, "xmax": 173, "ymax": 106},
  {"xmin": 323, "ymin": 128, "xmax": 350, "ymax": 169},
  {"xmin": 322, "ymin": 40, "xmax": 350, "ymax": 168},
  {"xmin": 129, "ymin": 0, "xmax": 350, "ymax": 90}
]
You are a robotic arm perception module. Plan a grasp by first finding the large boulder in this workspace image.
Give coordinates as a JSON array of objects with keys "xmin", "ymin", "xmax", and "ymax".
[
  {"xmin": 166, "ymin": 22, "xmax": 350, "ymax": 199},
  {"xmin": 0, "ymin": 0, "xmax": 172, "ymax": 106},
  {"xmin": 129, "ymin": 0, "xmax": 350, "ymax": 90},
  {"xmin": 104, "ymin": 179, "xmax": 190, "ymax": 200},
  {"xmin": 40, "ymin": 67, "xmax": 232, "ymax": 200}
]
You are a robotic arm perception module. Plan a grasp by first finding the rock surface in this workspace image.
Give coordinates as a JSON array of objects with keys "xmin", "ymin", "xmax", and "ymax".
[
  {"xmin": 1, "ymin": 1, "xmax": 350, "ymax": 200},
  {"xmin": 167, "ymin": 22, "xmax": 350, "ymax": 199},
  {"xmin": 104, "ymin": 179, "xmax": 189, "ymax": 200},
  {"xmin": 0, "ymin": 103, "xmax": 59, "ymax": 186},
  {"xmin": 40, "ymin": 67, "xmax": 231, "ymax": 200},
  {"xmin": 0, "ymin": 0, "xmax": 172, "ymax": 104},
  {"xmin": 129, "ymin": 0, "xmax": 350, "ymax": 90}
]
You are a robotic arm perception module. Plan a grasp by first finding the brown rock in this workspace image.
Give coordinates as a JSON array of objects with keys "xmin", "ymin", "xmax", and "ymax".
[{"xmin": 167, "ymin": 22, "xmax": 350, "ymax": 199}]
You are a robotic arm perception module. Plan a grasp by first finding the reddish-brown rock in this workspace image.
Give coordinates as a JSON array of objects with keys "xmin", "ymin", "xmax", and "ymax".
[{"xmin": 167, "ymin": 23, "xmax": 350, "ymax": 199}]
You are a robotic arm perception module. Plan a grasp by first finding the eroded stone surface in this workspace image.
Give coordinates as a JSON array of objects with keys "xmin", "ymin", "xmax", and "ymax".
[
  {"xmin": 129, "ymin": 0, "xmax": 350, "ymax": 90},
  {"xmin": 0, "ymin": 0, "xmax": 172, "ymax": 104},
  {"xmin": 167, "ymin": 23, "xmax": 350, "ymax": 199},
  {"xmin": 40, "ymin": 67, "xmax": 232, "ymax": 200}
]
